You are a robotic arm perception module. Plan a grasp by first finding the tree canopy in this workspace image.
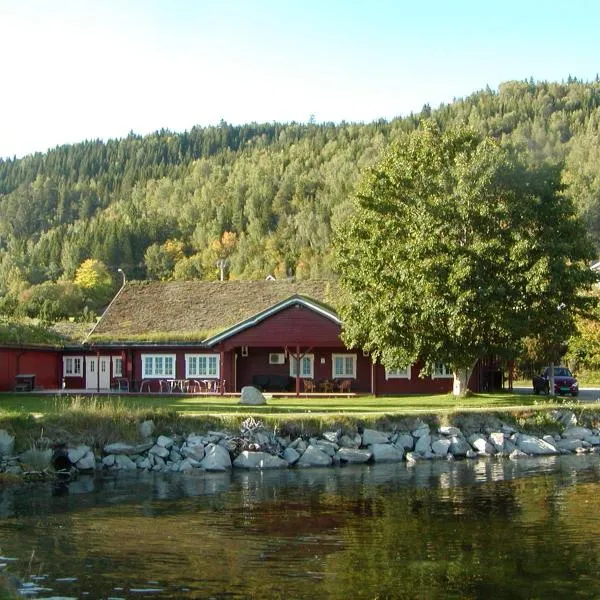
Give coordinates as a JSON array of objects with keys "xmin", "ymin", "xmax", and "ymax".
[{"xmin": 334, "ymin": 122, "xmax": 598, "ymax": 394}]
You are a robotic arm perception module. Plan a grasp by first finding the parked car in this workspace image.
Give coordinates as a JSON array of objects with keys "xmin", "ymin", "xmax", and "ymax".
[{"xmin": 532, "ymin": 366, "xmax": 579, "ymax": 396}]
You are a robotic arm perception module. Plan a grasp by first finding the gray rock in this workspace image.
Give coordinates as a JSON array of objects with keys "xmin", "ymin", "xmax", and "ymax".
[
  {"xmin": 338, "ymin": 434, "xmax": 361, "ymax": 449},
  {"xmin": 239, "ymin": 386, "xmax": 267, "ymax": 405},
  {"xmin": 322, "ymin": 431, "xmax": 339, "ymax": 443},
  {"xmin": 554, "ymin": 438, "xmax": 585, "ymax": 452},
  {"xmin": 562, "ymin": 426, "xmax": 593, "ymax": 439},
  {"xmin": 554, "ymin": 410, "xmax": 577, "ymax": 428},
  {"xmin": 135, "ymin": 457, "xmax": 151, "ymax": 469},
  {"xmin": 102, "ymin": 455, "xmax": 115, "ymax": 467},
  {"xmin": 76, "ymin": 451, "xmax": 96, "ymax": 470},
  {"xmin": 138, "ymin": 420, "xmax": 155, "ymax": 439},
  {"xmin": 169, "ymin": 449, "xmax": 182, "ymax": 462},
  {"xmin": 439, "ymin": 426, "xmax": 461, "ymax": 437},
  {"xmin": 414, "ymin": 433, "xmax": 432, "ymax": 455},
  {"xmin": 431, "ymin": 438, "xmax": 451, "ymax": 457},
  {"xmin": 395, "ymin": 433, "xmax": 415, "ymax": 451},
  {"xmin": 115, "ymin": 455, "xmax": 137, "ymax": 470},
  {"xmin": 68, "ymin": 445, "xmax": 90, "ymax": 464},
  {"xmin": 362, "ymin": 429, "xmax": 390, "ymax": 445},
  {"xmin": 156, "ymin": 435, "xmax": 174, "ymax": 449},
  {"xmin": 199, "ymin": 444, "xmax": 232, "ymax": 471},
  {"xmin": 233, "ymin": 451, "xmax": 288, "ymax": 469},
  {"xmin": 336, "ymin": 448, "xmax": 373, "ymax": 464},
  {"xmin": 297, "ymin": 445, "xmax": 332, "ymax": 467},
  {"xmin": 0, "ymin": 430, "xmax": 15, "ymax": 458},
  {"xmin": 149, "ymin": 445, "xmax": 170, "ymax": 458},
  {"xmin": 465, "ymin": 449, "xmax": 478, "ymax": 459},
  {"xmin": 283, "ymin": 447, "xmax": 301, "ymax": 465},
  {"xmin": 584, "ymin": 435, "xmax": 600, "ymax": 446},
  {"xmin": 370, "ymin": 443, "xmax": 404, "ymax": 462},
  {"xmin": 488, "ymin": 432, "xmax": 505, "ymax": 452},
  {"xmin": 516, "ymin": 434, "xmax": 557, "ymax": 455},
  {"xmin": 509, "ymin": 448, "xmax": 528, "ymax": 459},
  {"xmin": 449, "ymin": 436, "xmax": 471, "ymax": 457},
  {"xmin": 316, "ymin": 440, "xmax": 338, "ymax": 456},
  {"xmin": 412, "ymin": 424, "xmax": 431, "ymax": 438},
  {"xmin": 468, "ymin": 434, "xmax": 495, "ymax": 455},
  {"xmin": 179, "ymin": 459, "xmax": 196, "ymax": 472},
  {"xmin": 181, "ymin": 444, "xmax": 205, "ymax": 461},
  {"xmin": 103, "ymin": 442, "xmax": 153, "ymax": 455}
]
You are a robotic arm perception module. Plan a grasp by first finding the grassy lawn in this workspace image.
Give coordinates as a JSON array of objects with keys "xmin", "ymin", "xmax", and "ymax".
[{"xmin": 0, "ymin": 391, "xmax": 541, "ymax": 418}]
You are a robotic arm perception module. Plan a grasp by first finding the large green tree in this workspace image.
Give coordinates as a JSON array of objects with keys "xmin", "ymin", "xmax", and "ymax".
[{"xmin": 334, "ymin": 122, "xmax": 598, "ymax": 395}]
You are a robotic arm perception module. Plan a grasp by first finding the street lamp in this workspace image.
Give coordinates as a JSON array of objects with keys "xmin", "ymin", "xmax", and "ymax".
[{"xmin": 117, "ymin": 268, "xmax": 126, "ymax": 288}]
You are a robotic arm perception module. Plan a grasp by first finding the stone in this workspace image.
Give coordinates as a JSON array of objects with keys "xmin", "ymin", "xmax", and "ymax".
[
  {"xmin": 584, "ymin": 435, "xmax": 600, "ymax": 446},
  {"xmin": 103, "ymin": 442, "xmax": 153, "ymax": 455},
  {"xmin": 361, "ymin": 429, "xmax": 390, "ymax": 445},
  {"xmin": 68, "ymin": 445, "xmax": 90, "ymax": 464},
  {"xmin": 76, "ymin": 451, "xmax": 96, "ymax": 470},
  {"xmin": 431, "ymin": 438, "xmax": 451, "ymax": 457},
  {"xmin": 509, "ymin": 448, "xmax": 528, "ymax": 459},
  {"xmin": 102, "ymin": 455, "xmax": 116, "ymax": 467},
  {"xmin": 395, "ymin": 433, "xmax": 415, "ymax": 451},
  {"xmin": 136, "ymin": 457, "xmax": 151, "ymax": 470},
  {"xmin": 156, "ymin": 435, "xmax": 174, "ymax": 449},
  {"xmin": 414, "ymin": 433, "xmax": 432, "ymax": 455},
  {"xmin": 199, "ymin": 444, "xmax": 232, "ymax": 471},
  {"xmin": 283, "ymin": 447, "xmax": 301, "ymax": 465},
  {"xmin": 412, "ymin": 424, "xmax": 430, "ymax": 438},
  {"xmin": 149, "ymin": 445, "xmax": 170, "ymax": 459},
  {"xmin": 138, "ymin": 420, "xmax": 155, "ymax": 439},
  {"xmin": 169, "ymin": 449, "xmax": 183, "ymax": 462},
  {"xmin": 0, "ymin": 430, "xmax": 15, "ymax": 458},
  {"xmin": 338, "ymin": 434, "xmax": 361, "ymax": 449},
  {"xmin": 239, "ymin": 386, "xmax": 267, "ymax": 405},
  {"xmin": 233, "ymin": 451, "xmax": 288, "ymax": 469},
  {"xmin": 336, "ymin": 448, "xmax": 373, "ymax": 464},
  {"xmin": 554, "ymin": 410, "xmax": 578, "ymax": 428},
  {"xmin": 439, "ymin": 426, "xmax": 461, "ymax": 437},
  {"xmin": 488, "ymin": 432, "xmax": 505, "ymax": 453},
  {"xmin": 297, "ymin": 445, "xmax": 332, "ymax": 467},
  {"xmin": 516, "ymin": 434, "xmax": 557, "ymax": 455},
  {"xmin": 179, "ymin": 459, "xmax": 195, "ymax": 472},
  {"xmin": 115, "ymin": 455, "xmax": 137, "ymax": 470},
  {"xmin": 449, "ymin": 436, "xmax": 471, "ymax": 457},
  {"xmin": 554, "ymin": 439, "xmax": 585, "ymax": 452},
  {"xmin": 316, "ymin": 440, "xmax": 338, "ymax": 456},
  {"xmin": 468, "ymin": 434, "xmax": 495, "ymax": 455},
  {"xmin": 322, "ymin": 431, "xmax": 339, "ymax": 443},
  {"xmin": 562, "ymin": 426, "xmax": 593, "ymax": 439},
  {"xmin": 370, "ymin": 443, "xmax": 404, "ymax": 462},
  {"xmin": 181, "ymin": 444, "xmax": 205, "ymax": 461},
  {"xmin": 465, "ymin": 449, "xmax": 478, "ymax": 459}
]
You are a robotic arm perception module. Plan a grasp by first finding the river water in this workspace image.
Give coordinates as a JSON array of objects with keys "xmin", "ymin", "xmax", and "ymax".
[{"xmin": 1, "ymin": 455, "xmax": 600, "ymax": 599}]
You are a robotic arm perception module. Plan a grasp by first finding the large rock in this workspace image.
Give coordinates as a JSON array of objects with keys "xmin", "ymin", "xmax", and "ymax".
[
  {"xmin": 370, "ymin": 443, "xmax": 404, "ymax": 462},
  {"xmin": 431, "ymin": 438, "xmax": 451, "ymax": 457},
  {"xmin": 337, "ymin": 448, "xmax": 373, "ymax": 464},
  {"xmin": 554, "ymin": 438, "xmax": 585, "ymax": 452},
  {"xmin": 338, "ymin": 434, "xmax": 361, "ymax": 449},
  {"xmin": 283, "ymin": 447, "xmax": 301, "ymax": 465},
  {"xmin": 115, "ymin": 454, "xmax": 137, "ymax": 470},
  {"xmin": 149, "ymin": 444, "xmax": 170, "ymax": 458},
  {"xmin": 488, "ymin": 432, "xmax": 505, "ymax": 453},
  {"xmin": 0, "ymin": 430, "xmax": 15, "ymax": 457},
  {"xmin": 562, "ymin": 426, "xmax": 593, "ymax": 439},
  {"xmin": 468, "ymin": 434, "xmax": 495, "ymax": 455},
  {"xmin": 395, "ymin": 433, "xmax": 414, "ymax": 451},
  {"xmin": 439, "ymin": 426, "xmax": 461, "ymax": 437},
  {"xmin": 297, "ymin": 445, "xmax": 332, "ymax": 467},
  {"xmin": 156, "ymin": 435, "xmax": 174, "ymax": 449},
  {"xmin": 449, "ymin": 436, "xmax": 471, "ymax": 457},
  {"xmin": 138, "ymin": 420, "xmax": 155, "ymax": 439},
  {"xmin": 361, "ymin": 429, "xmax": 390, "ymax": 445},
  {"xmin": 68, "ymin": 445, "xmax": 91, "ymax": 464},
  {"xmin": 76, "ymin": 451, "xmax": 96, "ymax": 470},
  {"xmin": 233, "ymin": 451, "xmax": 288, "ymax": 469},
  {"xmin": 239, "ymin": 386, "xmax": 267, "ymax": 405},
  {"xmin": 414, "ymin": 433, "xmax": 432, "ymax": 455},
  {"xmin": 516, "ymin": 434, "xmax": 557, "ymax": 455},
  {"xmin": 103, "ymin": 442, "xmax": 153, "ymax": 455},
  {"xmin": 181, "ymin": 444, "xmax": 205, "ymax": 462},
  {"xmin": 199, "ymin": 443, "xmax": 232, "ymax": 471}
]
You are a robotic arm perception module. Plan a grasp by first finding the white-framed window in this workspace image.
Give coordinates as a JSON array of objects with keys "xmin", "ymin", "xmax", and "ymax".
[
  {"xmin": 386, "ymin": 366, "xmax": 411, "ymax": 379},
  {"xmin": 290, "ymin": 354, "xmax": 314, "ymax": 378},
  {"xmin": 112, "ymin": 356, "xmax": 123, "ymax": 377},
  {"xmin": 185, "ymin": 354, "xmax": 219, "ymax": 378},
  {"xmin": 332, "ymin": 354, "xmax": 357, "ymax": 379},
  {"xmin": 142, "ymin": 354, "xmax": 176, "ymax": 378},
  {"xmin": 63, "ymin": 356, "xmax": 83, "ymax": 377},
  {"xmin": 433, "ymin": 362, "xmax": 453, "ymax": 378}
]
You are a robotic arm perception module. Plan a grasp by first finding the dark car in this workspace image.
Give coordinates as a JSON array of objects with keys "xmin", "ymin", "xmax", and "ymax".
[{"xmin": 532, "ymin": 366, "xmax": 579, "ymax": 396}]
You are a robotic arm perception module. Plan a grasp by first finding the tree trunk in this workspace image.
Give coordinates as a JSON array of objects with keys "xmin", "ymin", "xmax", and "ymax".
[{"xmin": 452, "ymin": 363, "xmax": 476, "ymax": 396}]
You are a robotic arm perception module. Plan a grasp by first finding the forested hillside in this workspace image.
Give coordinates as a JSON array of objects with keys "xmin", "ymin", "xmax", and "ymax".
[{"xmin": 2, "ymin": 78, "xmax": 600, "ymax": 321}]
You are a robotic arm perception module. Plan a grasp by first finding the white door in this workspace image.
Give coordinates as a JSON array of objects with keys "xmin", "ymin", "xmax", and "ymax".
[{"xmin": 86, "ymin": 357, "xmax": 110, "ymax": 390}]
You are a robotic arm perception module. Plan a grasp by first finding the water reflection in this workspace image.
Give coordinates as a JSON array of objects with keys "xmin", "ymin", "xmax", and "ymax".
[{"xmin": 1, "ymin": 455, "xmax": 600, "ymax": 598}]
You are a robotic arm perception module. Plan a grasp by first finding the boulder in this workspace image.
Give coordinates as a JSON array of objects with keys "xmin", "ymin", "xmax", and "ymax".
[
  {"xmin": 449, "ymin": 436, "xmax": 471, "ymax": 457},
  {"xmin": 102, "ymin": 455, "xmax": 116, "ymax": 467},
  {"xmin": 516, "ymin": 434, "xmax": 557, "ymax": 455},
  {"xmin": 488, "ymin": 432, "xmax": 505, "ymax": 453},
  {"xmin": 414, "ymin": 433, "xmax": 432, "ymax": 455},
  {"xmin": 338, "ymin": 434, "xmax": 361, "ymax": 449},
  {"xmin": 322, "ymin": 431, "xmax": 340, "ymax": 443},
  {"xmin": 554, "ymin": 438, "xmax": 585, "ymax": 452},
  {"xmin": 103, "ymin": 442, "xmax": 153, "ymax": 455},
  {"xmin": 439, "ymin": 426, "xmax": 461, "ymax": 437},
  {"xmin": 199, "ymin": 444, "xmax": 232, "ymax": 471},
  {"xmin": 562, "ymin": 426, "xmax": 593, "ymax": 439},
  {"xmin": 233, "ymin": 451, "xmax": 288, "ymax": 469},
  {"xmin": 412, "ymin": 424, "xmax": 430, "ymax": 438},
  {"xmin": 138, "ymin": 420, "xmax": 155, "ymax": 439},
  {"xmin": 156, "ymin": 435, "xmax": 174, "ymax": 449},
  {"xmin": 584, "ymin": 435, "xmax": 600, "ymax": 446},
  {"xmin": 361, "ymin": 429, "xmax": 390, "ymax": 445},
  {"xmin": 0, "ymin": 430, "xmax": 15, "ymax": 458},
  {"xmin": 370, "ymin": 443, "xmax": 404, "ymax": 462},
  {"xmin": 239, "ymin": 386, "xmax": 267, "ymax": 405},
  {"xmin": 283, "ymin": 447, "xmax": 301, "ymax": 465},
  {"xmin": 181, "ymin": 444, "xmax": 205, "ymax": 462},
  {"xmin": 149, "ymin": 445, "xmax": 170, "ymax": 459},
  {"xmin": 509, "ymin": 448, "xmax": 528, "ymax": 459},
  {"xmin": 68, "ymin": 445, "xmax": 91, "ymax": 464},
  {"xmin": 468, "ymin": 434, "xmax": 495, "ymax": 455},
  {"xmin": 336, "ymin": 448, "xmax": 372, "ymax": 464},
  {"xmin": 395, "ymin": 433, "xmax": 414, "ymax": 451},
  {"xmin": 431, "ymin": 438, "xmax": 451, "ymax": 457},
  {"xmin": 76, "ymin": 451, "xmax": 96, "ymax": 470},
  {"xmin": 115, "ymin": 455, "xmax": 137, "ymax": 470},
  {"xmin": 297, "ymin": 445, "xmax": 332, "ymax": 467},
  {"xmin": 316, "ymin": 440, "xmax": 338, "ymax": 456},
  {"xmin": 179, "ymin": 459, "xmax": 196, "ymax": 472}
]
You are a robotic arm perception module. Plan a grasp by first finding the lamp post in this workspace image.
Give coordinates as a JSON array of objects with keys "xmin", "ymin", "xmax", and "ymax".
[{"xmin": 117, "ymin": 268, "xmax": 126, "ymax": 288}]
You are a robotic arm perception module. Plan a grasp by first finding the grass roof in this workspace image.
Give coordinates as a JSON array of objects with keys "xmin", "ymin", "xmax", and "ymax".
[
  {"xmin": 0, "ymin": 317, "xmax": 77, "ymax": 347},
  {"xmin": 89, "ymin": 279, "xmax": 340, "ymax": 343}
]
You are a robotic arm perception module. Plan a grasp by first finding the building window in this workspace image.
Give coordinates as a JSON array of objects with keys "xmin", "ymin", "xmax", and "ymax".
[
  {"xmin": 185, "ymin": 354, "xmax": 219, "ymax": 378},
  {"xmin": 290, "ymin": 354, "xmax": 314, "ymax": 378},
  {"xmin": 433, "ymin": 362, "xmax": 453, "ymax": 378},
  {"xmin": 112, "ymin": 356, "xmax": 123, "ymax": 377},
  {"xmin": 386, "ymin": 366, "xmax": 411, "ymax": 379},
  {"xmin": 63, "ymin": 356, "xmax": 83, "ymax": 377},
  {"xmin": 332, "ymin": 354, "xmax": 357, "ymax": 379},
  {"xmin": 141, "ymin": 354, "xmax": 176, "ymax": 378}
]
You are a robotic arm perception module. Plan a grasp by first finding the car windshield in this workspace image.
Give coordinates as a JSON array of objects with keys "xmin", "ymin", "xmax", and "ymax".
[{"xmin": 546, "ymin": 367, "xmax": 573, "ymax": 377}]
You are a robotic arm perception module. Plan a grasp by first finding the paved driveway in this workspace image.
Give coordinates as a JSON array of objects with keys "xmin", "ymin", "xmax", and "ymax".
[{"xmin": 513, "ymin": 386, "xmax": 600, "ymax": 403}]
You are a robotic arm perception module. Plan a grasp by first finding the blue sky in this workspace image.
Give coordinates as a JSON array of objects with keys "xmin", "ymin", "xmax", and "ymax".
[{"xmin": 0, "ymin": 0, "xmax": 598, "ymax": 159}]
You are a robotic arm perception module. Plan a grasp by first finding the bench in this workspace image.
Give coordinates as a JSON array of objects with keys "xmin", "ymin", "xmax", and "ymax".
[{"xmin": 13, "ymin": 374, "xmax": 36, "ymax": 392}]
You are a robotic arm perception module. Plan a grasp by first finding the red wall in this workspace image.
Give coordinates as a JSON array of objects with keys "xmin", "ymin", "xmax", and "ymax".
[
  {"xmin": 0, "ymin": 347, "xmax": 61, "ymax": 391},
  {"xmin": 374, "ymin": 361, "xmax": 453, "ymax": 395}
]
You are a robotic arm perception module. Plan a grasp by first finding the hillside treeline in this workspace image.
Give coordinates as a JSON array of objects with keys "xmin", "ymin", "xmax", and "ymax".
[{"xmin": 2, "ymin": 78, "xmax": 600, "ymax": 321}]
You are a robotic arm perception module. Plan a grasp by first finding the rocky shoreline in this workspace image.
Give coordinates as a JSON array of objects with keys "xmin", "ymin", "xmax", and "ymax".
[{"xmin": 1, "ymin": 408, "xmax": 599, "ymax": 480}]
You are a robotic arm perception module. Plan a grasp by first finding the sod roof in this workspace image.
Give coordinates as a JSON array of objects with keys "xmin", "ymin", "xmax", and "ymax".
[{"xmin": 88, "ymin": 279, "xmax": 340, "ymax": 343}]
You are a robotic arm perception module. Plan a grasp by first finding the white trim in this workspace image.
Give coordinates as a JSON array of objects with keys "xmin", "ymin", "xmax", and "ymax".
[
  {"xmin": 112, "ymin": 356, "xmax": 123, "ymax": 377},
  {"xmin": 290, "ymin": 354, "xmax": 314, "ymax": 378},
  {"xmin": 432, "ymin": 362, "xmax": 453, "ymax": 378},
  {"xmin": 205, "ymin": 296, "xmax": 341, "ymax": 345},
  {"xmin": 63, "ymin": 356, "xmax": 83, "ymax": 377},
  {"xmin": 141, "ymin": 354, "xmax": 176, "ymax": 379},
  {"xmin": 385, "ymin": 366, "xmax": 411, "ymax": 379},
  {"xmin": 185, "ymin": 353, "xmax": 220, "ymax": 379},
  {"xmin": 269, "ymin": 352, "xmax": 285, "ymax": 364},
  {"xmin": 332, "ymin": 353, "xmax": 357, "ymax": 379}
]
